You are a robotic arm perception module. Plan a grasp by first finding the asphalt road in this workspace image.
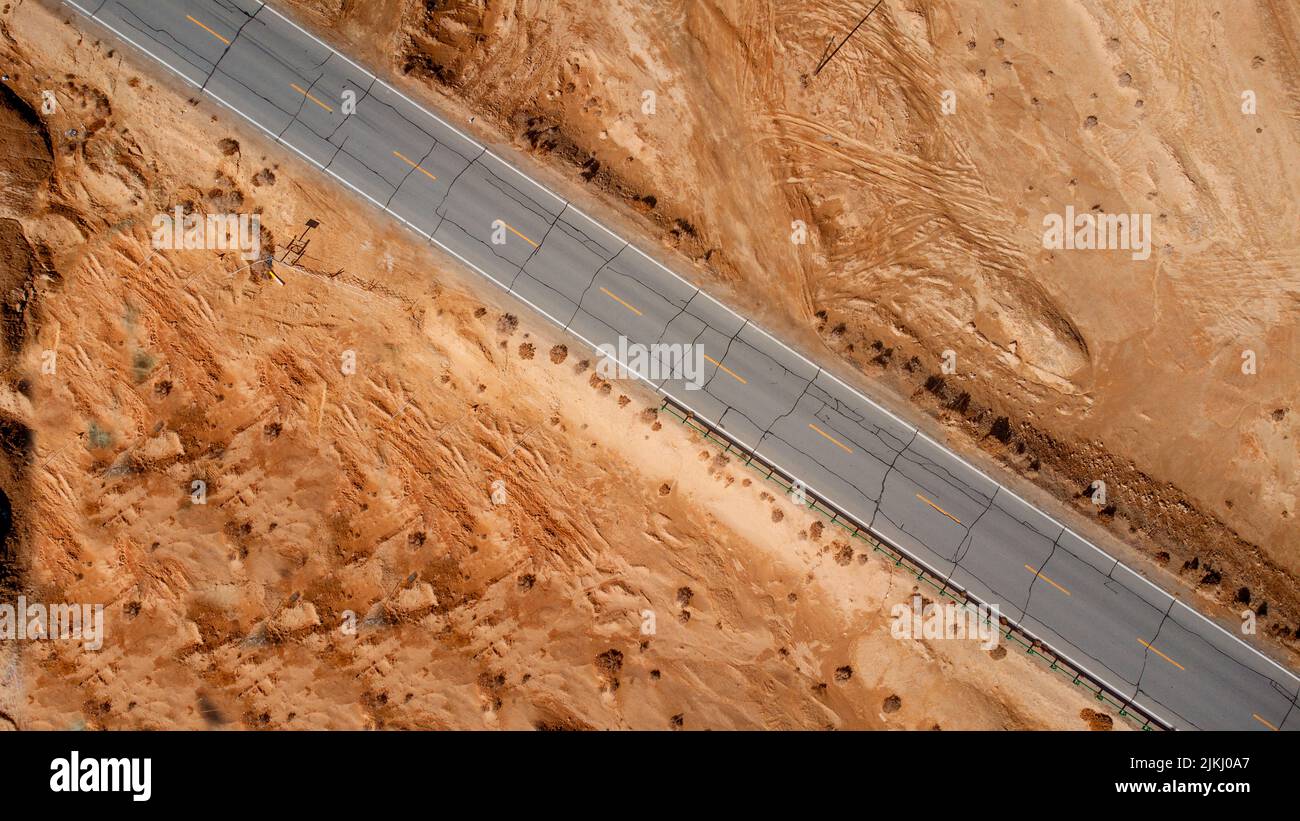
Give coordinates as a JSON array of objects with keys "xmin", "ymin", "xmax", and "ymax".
[{"xmin": 63, "ymin": 0, "xmax": 1300, "ymax": 730}]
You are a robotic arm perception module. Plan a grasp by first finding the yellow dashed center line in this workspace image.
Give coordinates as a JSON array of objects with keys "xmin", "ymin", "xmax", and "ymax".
[
  {"xmin": 499, "ymin": 220, "xmax": 538, "ymax": 248},
  {"xmin": 393, "ymin": 151, "xmax": 438, "ymax": 182},
  {"xmin": 187, "ymin": 14, "xmax": 230, "ymax": 45},
  {"xmin": 1252, "ymin": 713, "xmax": 1279, "ymax": 731},
  {"xmin": 600, "ymin": 286, "xmax": 641, "ymax": 316},
  {"xmin": 1138, "ymin": 638, "xmax": 1186, "ymax": 671},
  {"xmin": 291, "ymin": 83, "xmax": 334, "ymax": 112},
  {"xmin": 808, "ymin": 423, "xmax": 852, "ymax": 454},
  {"xmin": 1025, "ymin": 564, "xmax": 1071, "ymax": 596},
  {"xmin": 703, "ymin": 354, "xmax": 746, "ymax": 384},
  {"xmin": 916, "ymin": 493, "xmax": 962, "ymax": 526}
]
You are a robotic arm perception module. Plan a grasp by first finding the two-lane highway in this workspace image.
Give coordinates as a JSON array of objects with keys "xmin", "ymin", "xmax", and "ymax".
[{"xmin": 63, "ymin": 0, "xmax": 1300, "ymax": 729}]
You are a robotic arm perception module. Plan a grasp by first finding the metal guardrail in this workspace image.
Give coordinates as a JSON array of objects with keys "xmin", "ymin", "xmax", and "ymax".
[{"xmin": 658, "ymin": 397, "xmax": 1168, "ymax": 731}]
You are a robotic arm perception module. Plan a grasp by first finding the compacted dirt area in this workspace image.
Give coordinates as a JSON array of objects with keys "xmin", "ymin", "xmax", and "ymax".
[
  {"xmin": 0, "ymin": 1, "xmax": 1133, "ymax": 729},
  {"xmin": 278, "ymin": 0, "xmax": 1300, "ymax": 654}
]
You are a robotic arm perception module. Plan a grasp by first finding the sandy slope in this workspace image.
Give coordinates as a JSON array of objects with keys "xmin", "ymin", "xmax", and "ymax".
[
  {"xmin": 280, "ymin": 0, "xmax": 1300, "ymax": 655},
  {"xmin": 0, "ymin": 1, "xmax": 1126, "ymax": 729}
]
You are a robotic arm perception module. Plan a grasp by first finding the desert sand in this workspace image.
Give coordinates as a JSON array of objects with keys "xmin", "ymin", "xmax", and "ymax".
[
  {"xmin": 0, "ymin": 1, "xmax": 1144, "ymax": 729},
  {"xmin": 276, "ymin": 0, "xmax": 1299, "ymax": 653}
]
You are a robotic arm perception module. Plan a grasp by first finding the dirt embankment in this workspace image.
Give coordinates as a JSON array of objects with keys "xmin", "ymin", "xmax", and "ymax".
[
  {"xmin": 0, "ymin": 70, "xmax": 53, "ymax": 600},
  {"xmin": 0, "ymin": 29, "xmax": 58, "ymax": 731},
  {"xmin": 281, "ymin": 0, "xmax": 1300, "ymax": 657},
  {"xmin": 0, "ymin": 1, "xmax": 1124, "ymax": 729}
]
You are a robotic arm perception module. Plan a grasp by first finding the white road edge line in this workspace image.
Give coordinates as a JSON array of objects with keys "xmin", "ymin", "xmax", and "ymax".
[{"xmin": 65, "ymin": 0, "xmax": 1299, "ymax": 711}]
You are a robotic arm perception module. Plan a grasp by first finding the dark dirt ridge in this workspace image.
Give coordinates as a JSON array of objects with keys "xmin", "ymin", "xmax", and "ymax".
[{"xmin": 0, "ymin": 76, "xmax": 57, "ymax": 600}]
